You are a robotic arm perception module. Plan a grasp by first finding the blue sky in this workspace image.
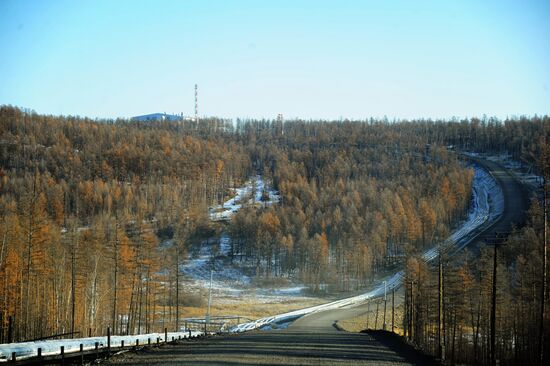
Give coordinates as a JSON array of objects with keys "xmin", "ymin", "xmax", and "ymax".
[{"xmin": 0, "ymin": 0, "xmax": 549, "ymax": 120}]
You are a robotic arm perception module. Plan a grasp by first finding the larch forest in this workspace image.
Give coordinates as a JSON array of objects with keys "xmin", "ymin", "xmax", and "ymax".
[{"xmin": 0, "ymin": 105, "xmax": 549, "ymax": 365}]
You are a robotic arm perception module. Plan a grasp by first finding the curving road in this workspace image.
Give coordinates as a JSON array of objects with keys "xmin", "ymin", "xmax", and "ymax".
[
  {"xmin": 287, "ymin": 155, "xmax": 529, "ymax": 331},
  {"xmin": 107, "ymin": 157, "xmax": 530, "ymax": 365},
  {"xmin": 465, "ymin": 156, "xmax": 529, "ymax": 242}
]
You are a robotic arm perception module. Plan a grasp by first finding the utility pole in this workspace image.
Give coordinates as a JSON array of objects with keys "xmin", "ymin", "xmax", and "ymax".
[
  {"xmin": 438, "ymin": 243, "xmax": 445, "ymax": 361},
  {"xmin": 391, "ymin": 288, "xmax": 395, "ymax": 333},
  {"xmin": 112, "ymin": 212, "xmax": 118, "ymax": 334},
  {"xmin": 407, "ymin": 280, "xmax": 414, "ymax": 341},
  {"xmin": 71, "ymin": 225, "xmax": 77, "ymax": 336},
  {"xmin": 175, "ymin": 241, "xmax": 180, "ymax": 332},
  {"xmin": 540, "ymin": 174, "xmax": 548, "ymax": 366},
  {"xmin": 531, "ymin": 135, "xmax": 550, "ymax": 366},
  {"xmin": 383, "ymin": 281, "xmax": 387, "ymax": 330},
  {"xmin": 366, "ymin": 301, "xmax": 370, "ymax": 329},
  {"xmin": 491, "ymin": 238, "xmax": 498, "ymax": 366},
  {"xmin": 409, "ymin": 281, "xmax": 413, "ymax": 340},
  {"xmin": 206, "ymin": 269, "xmax": 213, "ymax": 333}
]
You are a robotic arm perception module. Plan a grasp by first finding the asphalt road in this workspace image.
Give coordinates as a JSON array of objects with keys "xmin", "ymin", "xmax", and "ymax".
[
  {"xmin": 290, "ymin": 305, "xmax": 374, "ymax": 332},
  {"xmin": 106, "ymin": 329, "xmax": 437, "ymax": 366},
  {"xmin": 105, "ymin": 157, "xmax": 529, "ymax": 366},
  {"xmin": 466, "ymin": 156, "xmax": 530, "ymax": 246}
]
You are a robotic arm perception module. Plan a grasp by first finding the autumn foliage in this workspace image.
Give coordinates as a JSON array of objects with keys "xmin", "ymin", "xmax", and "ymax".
[{"xmin": 1, "ymin": 105, "xmax": 549, "ymax": 353}]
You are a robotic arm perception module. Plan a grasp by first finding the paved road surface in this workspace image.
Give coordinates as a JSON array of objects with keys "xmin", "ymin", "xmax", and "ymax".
[
  {"xmin": 106, "ymin": 329, "xmax": 437, "ymax": 366},
  {"xmin": 106, "ymin": 157, "xmax": 528, "ymax": 366},
  {"xmin": 466, "ymin": 156, "xmax": 529, "ymax": 247},
  {"xmin": 107, "ymin": 300, "xmax": 421, "ymax": 365}
]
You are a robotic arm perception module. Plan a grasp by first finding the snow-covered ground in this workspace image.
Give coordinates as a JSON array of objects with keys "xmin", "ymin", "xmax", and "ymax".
[
  {"xmin": 230, "ymin": 164, "xmax": 504, "ymax": 332},
  {"xmin": 180, "ymin": 234, "xmax": 251, "ymax": 288},
  {"xmin": 179, "ymin": 266, "xmax": 314, "ymax": 305},
  {"xmin": 180, "ymin": 176, "xmax": 310, "ymax": 304},
  {"xmin": 179, "ymin": 231, "xmax": 313, "ymax": 304},
  {"xmin": 209, "ymin": 175, "xmax": 280, "ymax": 221},
  {"xmin": 0, "ymin": 331, "xmax": 202, "ymax": 362}
]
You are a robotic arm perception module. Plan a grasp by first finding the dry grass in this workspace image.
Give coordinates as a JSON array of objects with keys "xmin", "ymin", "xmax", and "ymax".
[
  {"xmin": 173, "ymin": 296, "xmax": 326, "ymax": 321},
  {"xmin": 337, "ymin": 302, "xmax": 406, "ymax": 336}
]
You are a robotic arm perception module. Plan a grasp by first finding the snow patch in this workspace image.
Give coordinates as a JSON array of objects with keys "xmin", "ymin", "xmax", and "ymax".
[
  {"xmin": 209, "ymin": 176, "xmax": 280, "ymax": 221},
  {"xmin": 0, "ymin": 331, "xmax": 202, "ymax": 362}
]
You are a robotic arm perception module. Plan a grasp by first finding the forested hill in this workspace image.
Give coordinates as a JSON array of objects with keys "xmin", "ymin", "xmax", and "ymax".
[{"xmin": 0, "ymin": 105, "xmax": 548, "ymax": 342}]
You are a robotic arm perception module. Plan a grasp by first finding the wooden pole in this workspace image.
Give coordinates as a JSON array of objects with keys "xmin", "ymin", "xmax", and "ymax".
[
  {"xmin": 107, "ymin": 327, "xmax": 111, "ymax": 356},
  {"xmin": 539, "ymin": 176, "xmax": 547, "ymax": 366},
  {"xmin": 392, "ymin": 288, "xmax": 395, "ymax": 333},
  {"xmin": 375, "ymin": 300, "xmax": 380, "ymax": 329},
  {"xmin": 175, "ymin": 244, "xmax": 180, "ymax": 332},
  {"xmin": 71, "ymin": 225, "xmax": 77, "ymax": 337},
  {"xmin": 408, "ymin": 282, "xmax": 413, "ymax": 341},
  {"xmin": 491, "ymin": 240, "xmax": 497, "ymax": 366},
  {"xmin": 7, "ymin": 316, "xmax": 13, "ymax": 343},
  {"xmin": 437, "ymin": 244, "xmax": 445, "ymax": 360},
  {"xmin": 383, "ymin": 281, "xmax": 387, "ymax": 330},
  {"xmin": 366, "ymin": 301, "xmax": 370, "ymax": 329},
  {"xmin": 404, "ymin": 283, "xmax": 408, "ymax": 339}
]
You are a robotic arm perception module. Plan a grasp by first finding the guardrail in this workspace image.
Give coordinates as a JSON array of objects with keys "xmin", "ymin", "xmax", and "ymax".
[
  {"xmin": 1, "ymin": 328, "xmax": 204, "ymax": 365},
  {"xmin": 182, "ymin": 316, "xmax": 254, "ymax": 334}
]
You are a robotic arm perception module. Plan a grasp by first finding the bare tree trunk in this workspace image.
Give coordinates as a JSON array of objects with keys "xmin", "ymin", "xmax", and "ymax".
[
  {"xmin": 24, "ymin": 177, "xmax": 37, "ymax": 338},
  {"xmin": 437, "ymin": 244, "xmax": 445, "ymax": 360},
  {"xmin": 70, "ymin": 224, "xmax": 78, "ymax": 336},
  {"xmin": 539, "ymin": 175, "xmax": 547, "ymax": 366},
  {"xmin": 112, "ymin": 216, "xmax": 118, "ymax": 333},
  {"xmin": 137, "ymin": 275, "xmax": 143, "ymax": 334}
]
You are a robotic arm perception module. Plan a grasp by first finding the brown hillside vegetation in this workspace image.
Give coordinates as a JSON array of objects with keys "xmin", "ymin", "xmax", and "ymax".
[{"xmin": 1, "ymin": 106, "xmax": 549, "ymax": 365}]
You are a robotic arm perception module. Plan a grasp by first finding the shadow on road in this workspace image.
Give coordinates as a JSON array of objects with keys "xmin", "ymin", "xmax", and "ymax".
[
  {"xmin": 107, "ymin": 329, "xmax": 440, "ymax": 365},
  {"xmin": 363, "ymin": 330, "xmax": 440, "ymax": 366}
]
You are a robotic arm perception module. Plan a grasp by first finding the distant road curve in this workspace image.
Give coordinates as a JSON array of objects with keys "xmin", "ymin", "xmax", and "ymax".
[
  {"xmin": 463, "ymin": 155, "xmax": 529, "ymax": 241},
  {"xmin": 286, "ymin": 154, "xmax": 530, "ymax": 331}
]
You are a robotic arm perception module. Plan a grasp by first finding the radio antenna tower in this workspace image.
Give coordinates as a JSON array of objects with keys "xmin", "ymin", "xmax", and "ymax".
[{"xmin": 194, "ymin": 84, "xmax": 198, "ymax": 123}]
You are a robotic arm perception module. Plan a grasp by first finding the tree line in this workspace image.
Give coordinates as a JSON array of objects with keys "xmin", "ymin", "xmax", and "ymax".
[{"xmin": 1, "ymin": 105, "xmax": 549, "ymax": 364}]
